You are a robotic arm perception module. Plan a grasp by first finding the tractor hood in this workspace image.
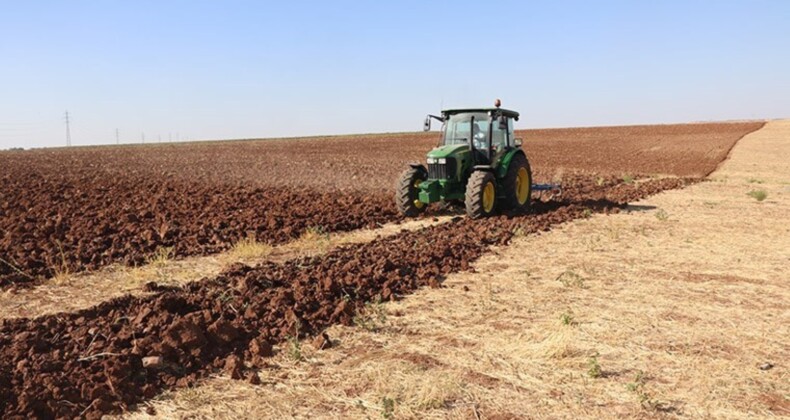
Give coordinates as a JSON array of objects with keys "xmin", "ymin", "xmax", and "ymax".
[{"xmin": 426, "ymin": 144, "xmax": 468, "ymax": 159}]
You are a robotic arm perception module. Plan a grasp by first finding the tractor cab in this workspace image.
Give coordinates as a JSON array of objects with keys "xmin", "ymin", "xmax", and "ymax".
[
  {"xmin": 397, "ymin": 100, "xmax": 533, "ymax": 219},
  {"xmin": 429, "ymin": 107, "xmax": 521, "ymax": 167}
]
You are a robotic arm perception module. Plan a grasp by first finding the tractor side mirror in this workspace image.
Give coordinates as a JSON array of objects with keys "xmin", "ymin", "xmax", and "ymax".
[
  {"xmin": 423, "ymin": 116, "xmax": 431, "ymax": 132},
  {"xmin": 514, "ymin": 138, "xmax": 523, "ymax": 146},
  {"xmin": 498, "ymin": 115, "xmax": 508, "ymax": 130}
]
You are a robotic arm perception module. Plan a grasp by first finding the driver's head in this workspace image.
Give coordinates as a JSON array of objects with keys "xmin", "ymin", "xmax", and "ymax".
[{"xmin": 473, "ymin": 122, "xmax": 481, "ymax": 135}]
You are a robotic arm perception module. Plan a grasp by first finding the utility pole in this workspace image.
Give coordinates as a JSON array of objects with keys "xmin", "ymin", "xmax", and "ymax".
[
  {"xmin": 141, "ymin": 132, "xmax": 145, "ymax": 144},
  {"xmin": 158, "ymin": 134, "xmax": 161, "ymax": 143},
  {"xmin": 64, "ymin": 111, "xmax": 71, "ymax": 147},
  {"xmin": 115, "ymin": 128, "xmax": 119, "ymax": 144},
  {"xmin": 169, "ymin": 132, "xmax": 171, "ymax": 142}
]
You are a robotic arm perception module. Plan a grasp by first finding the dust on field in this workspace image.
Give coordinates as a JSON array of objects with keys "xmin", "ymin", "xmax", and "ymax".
[
  {"xmin": 130, "ymin": 122, "xmax": 788, "ymax": 419},
  {"xmin": 0, "ymin": 217, "xmax": 450, "ymax": 320}
]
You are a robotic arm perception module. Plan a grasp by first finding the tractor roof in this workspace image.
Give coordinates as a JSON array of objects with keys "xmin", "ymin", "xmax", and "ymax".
[{"xmin": 442, "ymin": 107, "xmax": 520, "ymax": 119}]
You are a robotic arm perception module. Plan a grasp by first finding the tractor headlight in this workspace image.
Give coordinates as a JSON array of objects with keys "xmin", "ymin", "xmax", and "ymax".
[
  {"xmin": 438, "ymin": 158, "xmax": 446, "ymax": 164},
  {"xmin": 427, "ymin": 158, "xmax": 437, "ymax": 164}
]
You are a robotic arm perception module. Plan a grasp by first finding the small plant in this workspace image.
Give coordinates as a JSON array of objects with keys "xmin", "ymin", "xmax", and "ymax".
[
  {"xmin": 582, "ymin": 209, "xmax": 593, "ymax": 219},
  {"xmin": 559, "ymin": 311, "xmax": 575, "ymax": 326},
  {"xmin": 303, "ymin": 225, "xmax": 330, "ymax": 241},
  {"xmin": 622, "ymin": 174, "xmax": 635, "ymax": 184},
  {"xmin": 626, "ymin": 370, "xmax": 660, "ymax": 410},
  {"xmin": 147, "ymin": 246, "xmax": 173, "ymax": 267},
  {"xmin": 216, "ymin": 290, "xmax": 234, "ymax": 303},
  {"xmin": 51, "ymin": 240, "xmax": 72, "ymax": 283},
  {"xmin": 380, "ymin": 396, "xmax": 395, "ymax": 419},
  {"xmin": 229, "ymin": 237, "xmax": 272, "ymax": 260},
  {"xmin": 747, "ymin": 178, "xmax": 764, "ymax": 184},
  {"xmin": 654, "ymin": 209, "xmax": 669, "ymax": 221},
  {"xmin": 747, "ymin": 190, "xmax": 767, "ymax": 202},
  {"xmin": 353, "ymin": 298, "xmax": 388, "ymax": 332},
  {"xmin": 587, "ymin": 353, "xmax": 602, "ymax": 378},
  {"xmin": 556, "ymin": 270, "xmax": 586, "ymax": 288},
  {"xmin": 595, "ymin": 176, "xmax": 605, "ymax": 186},
  {"xmin": 287, "ymin": 335, "xmax": 303, "ymax": 362}
]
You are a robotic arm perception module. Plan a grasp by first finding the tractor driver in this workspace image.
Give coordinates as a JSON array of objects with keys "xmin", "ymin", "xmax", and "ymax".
[{"xmin": 472, "ymin": 122, "xmax": 487, "ymax": 149}]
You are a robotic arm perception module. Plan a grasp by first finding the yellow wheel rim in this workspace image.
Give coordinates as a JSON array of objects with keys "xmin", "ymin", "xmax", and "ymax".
[
  {"xmin": 413, "ymin": 179, "xmax": 424, "ymax": 209},
  {"xmin": 482, "ymin": 181, "xmax": 495, "ymax": 213},
  {"xmin": 515, "ymin": 167, "xmax": 530, "ymax": 205}
]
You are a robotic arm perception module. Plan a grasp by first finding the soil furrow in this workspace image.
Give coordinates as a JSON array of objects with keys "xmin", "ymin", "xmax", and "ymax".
[
  {"xmin": 0, "ymin": 178, "xmax": 401, "ymax": 289},
  {"xmin": 0, "ymin": 176, "xmax": 696, "ymax": 419}
]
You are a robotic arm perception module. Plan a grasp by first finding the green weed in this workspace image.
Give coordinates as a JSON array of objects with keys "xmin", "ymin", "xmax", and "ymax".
[
  {"xmin": 747, "ymin": 190, "xmax": 767, "ymax": 202},
  {"xmin": 560, "ymin": 311, "xmax": 575, "ymax": 326},
  {"xmin": 556, "ymin": 270, "xmax": 586, "ymax": 288},
  {"xmin": 287, "ymin": 335, "xmax": 303, "ymax": 362},
  {"xmin": 381, "ymin": 397, "xmax": 395, "ymax": 419},
  {"xmin": 353, "ymin": 298, "xmax": 388, "ymax": 332},
  {"xmin": 587, "ymin": 353, "xmax": 602, "ymax": 378},
  {"xmin": 626, "ymin": 370, "xmax": 661, "ymax": 410}
]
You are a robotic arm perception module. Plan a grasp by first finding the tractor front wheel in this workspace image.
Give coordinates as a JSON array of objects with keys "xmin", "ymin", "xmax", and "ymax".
[
  {"xmin": 502, "ymin": 153, "xmax": 532, "ymax": 212},
  {"xmin": 396, "ymin": 166, "xmax": 427, "ymax": 217},
  {"xmin": 465, "ymin": 170, "xmax": 497, "ymax": 219}
]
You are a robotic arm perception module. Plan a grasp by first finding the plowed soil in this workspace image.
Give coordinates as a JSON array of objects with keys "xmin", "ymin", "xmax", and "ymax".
[
  {"xmin": 0, "ymin": 122, "xmax": 763, "ymax": 289},
  {"xmin": 0, "ymin": 176, "xmax": 697, "ymax": 419},
  {"xmin": 0, "ymin": 176, "xmax": 397, "ymax": 289}
]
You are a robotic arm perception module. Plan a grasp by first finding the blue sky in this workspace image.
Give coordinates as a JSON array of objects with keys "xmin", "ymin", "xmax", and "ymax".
[{"xmin": 1, "ymin": 1, "xmax": 788, "ymax": 148}]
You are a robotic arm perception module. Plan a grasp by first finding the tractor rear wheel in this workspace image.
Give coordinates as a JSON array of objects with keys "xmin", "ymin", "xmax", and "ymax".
[
  {"xmin": 502, "ymin": 153, "xmax": 532, "ymax": 212},
  {"xmin": 465, "ymin": 170, "xmax": 497, "ymax": 219},
  {"xmin": 396, "ymin": 166, "xmax": 427, "ymax": 217}
]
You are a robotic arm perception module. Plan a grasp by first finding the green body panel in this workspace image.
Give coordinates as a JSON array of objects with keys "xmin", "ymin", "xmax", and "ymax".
[
  {"xmin": 417, "ymin": 147, "xmax": 524, "ymax": 204},
  {"xmin": 417, "ymin": 179, "xmax": 465, "ymax": 203},
  {"xmin": 426, "ymin": 144, "xmax": 467, "ymax": 159},
  {"xmin": 495, "ymin": 149, "xmax": 524, "ymax": 179},
  {"xmin": 418, "ymin": 144, "xmax": 473, "ymax": 203}
]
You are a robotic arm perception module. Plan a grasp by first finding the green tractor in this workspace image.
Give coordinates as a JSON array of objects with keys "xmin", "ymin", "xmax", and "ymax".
[{"xmin": 396, "ymin": 100, "xmax": 532, "ymax": 219}]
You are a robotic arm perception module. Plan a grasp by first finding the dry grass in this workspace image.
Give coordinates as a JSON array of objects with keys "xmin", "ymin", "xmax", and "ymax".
[
  {"xmin": 0, "ymin": 217, "xmax": 451, "ymax": 320},
  {"xmin": 146, "ymin": 246, "xmax": 174, "ymax": 268},
  {"xmin": 126, "ymin": 121, "xmax": 790, "ymax": 419},
  {"xmin": 224, "ymin": 237, "xmax": 274, "ymax": 262}
]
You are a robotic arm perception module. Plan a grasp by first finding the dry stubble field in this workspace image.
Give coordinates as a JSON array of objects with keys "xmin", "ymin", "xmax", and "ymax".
[{"xmin": 1, "ymin": 121, "xmax": 784, "ymax": 419}]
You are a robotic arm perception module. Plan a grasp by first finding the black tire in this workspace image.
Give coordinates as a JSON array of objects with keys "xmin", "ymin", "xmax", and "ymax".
[
  {"xmin": 395, "ymin": 166, "xmax": 427, "ymax": 217},
  {"xmin": 465, "ymin": 170, "xmax": 497, "ymax": 219},
  {"xmin": 502, "ymin": 153, "xmax": 533, "ymax": 212}
]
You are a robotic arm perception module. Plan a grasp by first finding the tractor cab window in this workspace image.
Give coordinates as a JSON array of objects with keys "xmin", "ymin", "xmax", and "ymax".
[
  {"xmin": 507, "ymin": 118, "xmax": 515, "ymax": 146},
  {"xmin": 491, "ymin": 117, "xmax": 507, "ymax": 151},
  {"xmin": 442, "ymin": 112, "xmax": 489, "ymax": 146}
]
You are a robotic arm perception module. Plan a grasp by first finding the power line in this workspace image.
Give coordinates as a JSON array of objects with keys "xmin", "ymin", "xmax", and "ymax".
[{"xmin": 64, "ymin": 111, "xmax": 71, "ymax": 147}]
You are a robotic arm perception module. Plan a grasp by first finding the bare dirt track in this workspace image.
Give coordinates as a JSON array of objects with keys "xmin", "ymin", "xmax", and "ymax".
[{"xmin": 0, "ymin": 122, "xmax": 763, "ymax": 289}]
